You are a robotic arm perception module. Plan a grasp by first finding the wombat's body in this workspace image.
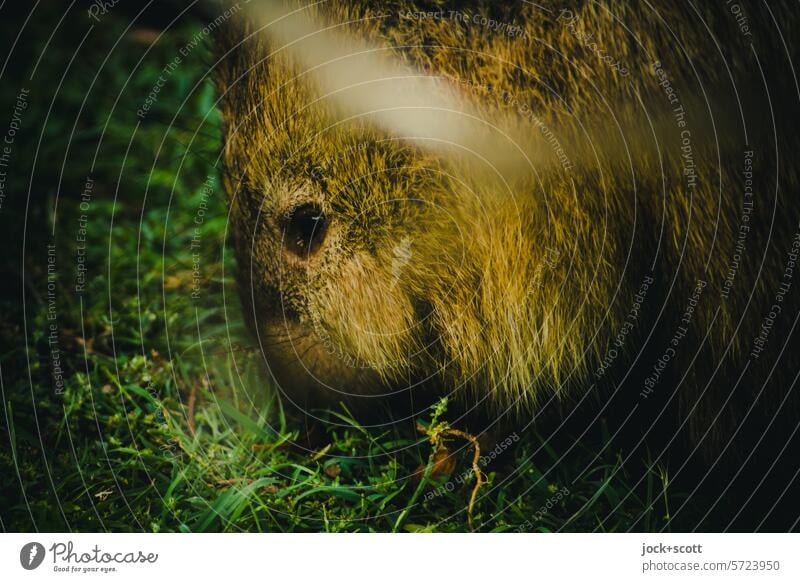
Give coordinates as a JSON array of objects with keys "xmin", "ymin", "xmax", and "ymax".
[{"xmin": 215, "ymin": 0, "xmax": 800, "ymax": 500}]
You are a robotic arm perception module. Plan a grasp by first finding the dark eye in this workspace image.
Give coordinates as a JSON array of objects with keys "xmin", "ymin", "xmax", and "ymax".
[{"xmin": 281, "ymin": 203, "xmax": 329, "ymax": 259}]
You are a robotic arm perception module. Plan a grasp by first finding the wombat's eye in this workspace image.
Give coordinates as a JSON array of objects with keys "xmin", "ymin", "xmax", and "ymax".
[{"xmin": 281, "ymin": 203, "xmax": 329, "ymax": 259}]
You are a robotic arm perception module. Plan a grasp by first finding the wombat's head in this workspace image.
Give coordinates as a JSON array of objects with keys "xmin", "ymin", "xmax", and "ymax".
[
  {"xmin": 212, "ymin": 3, "xmax": 614, "ymax": 417},
  {"xmin": 220, "ymin": 119, "xmax": 458, "ymax": 411},
  {"xmin": 215, "ymin": 55, "xmax": 470, "ymax": 413}
]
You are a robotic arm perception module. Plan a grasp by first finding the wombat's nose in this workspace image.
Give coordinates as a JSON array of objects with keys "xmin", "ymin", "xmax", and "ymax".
[{"xmin": 280, "ymin": 203, "xmax": 329, "ymax": 260}]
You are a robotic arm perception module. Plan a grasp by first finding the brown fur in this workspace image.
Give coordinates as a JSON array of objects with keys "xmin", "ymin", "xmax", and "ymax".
[{"xmin": 212, "ymin": 1, "xmax": 800, "ymax": 452}]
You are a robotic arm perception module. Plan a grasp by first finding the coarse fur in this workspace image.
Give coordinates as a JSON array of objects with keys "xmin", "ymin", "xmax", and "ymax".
[{"xmin": 212, "ymin": 0, "xmax": 800, "ymax": 461}]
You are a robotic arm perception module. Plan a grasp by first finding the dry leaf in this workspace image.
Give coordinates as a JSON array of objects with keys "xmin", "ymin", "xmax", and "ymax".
[{"xmin": 413, "ymin": 446, "xmax": 456, "ymax": 484}]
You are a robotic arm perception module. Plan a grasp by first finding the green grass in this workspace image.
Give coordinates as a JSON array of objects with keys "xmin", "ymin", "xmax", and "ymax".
[{"xmin": 0, "ymin": 7, "xmax": 676, "ymax": 533}]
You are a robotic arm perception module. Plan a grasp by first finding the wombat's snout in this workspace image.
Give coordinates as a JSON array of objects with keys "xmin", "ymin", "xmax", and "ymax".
[{"xmin": 280, "ymin": 203, "xmax": 329, "ymax": 260}]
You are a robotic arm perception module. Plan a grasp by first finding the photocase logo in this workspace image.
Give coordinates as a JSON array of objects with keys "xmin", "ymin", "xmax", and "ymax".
[{"xmin": 20, "ymin": 542, "xmax": 46, "ymax": 570}]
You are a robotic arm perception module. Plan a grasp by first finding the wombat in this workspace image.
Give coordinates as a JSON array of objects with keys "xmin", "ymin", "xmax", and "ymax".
[{"xmin": 213, "ymin": 0, "xmax": 800, "ymax": 508}]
